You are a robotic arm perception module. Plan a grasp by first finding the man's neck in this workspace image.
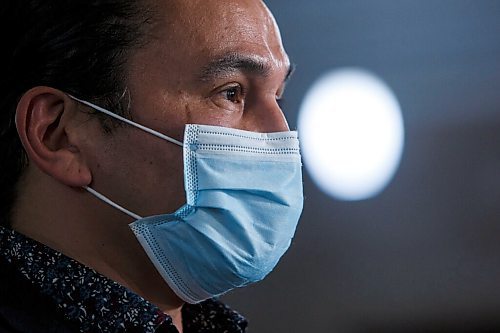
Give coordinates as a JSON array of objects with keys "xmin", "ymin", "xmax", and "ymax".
[{"xmin": 11, "ymin": 166, "xmax": 184, "ymax": 332}]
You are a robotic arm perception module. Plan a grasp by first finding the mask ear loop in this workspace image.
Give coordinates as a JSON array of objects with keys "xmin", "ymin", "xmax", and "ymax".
[
  {"xmin": 68, "ymin": 95, "xmax": 184, "ymax": 147},
  {"xmin": 68, "ymin": 94, "xmax": 184, "ymax": 221},
  {"xmin": 84, "ymin": 186, "xmax": 143, "ymax": 220}
]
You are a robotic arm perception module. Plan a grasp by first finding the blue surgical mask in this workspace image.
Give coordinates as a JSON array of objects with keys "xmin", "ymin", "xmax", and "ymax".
[{"xmin": 70, "ymin": 95, "xmax": 304, "ymax": 304}]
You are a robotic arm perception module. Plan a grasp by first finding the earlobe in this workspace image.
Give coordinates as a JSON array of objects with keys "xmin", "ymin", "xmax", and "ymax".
[{"xmin": 15, "ymin": 87, "xmax": 92, "ymax": 188}]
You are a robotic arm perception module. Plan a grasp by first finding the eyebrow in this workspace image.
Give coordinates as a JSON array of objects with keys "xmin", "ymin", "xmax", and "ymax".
[{"xmin": 198, "ymin": 53, "xmax": 295, "ymax": 83}]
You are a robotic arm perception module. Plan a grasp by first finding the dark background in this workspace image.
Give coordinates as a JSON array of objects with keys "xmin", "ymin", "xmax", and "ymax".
[{"xmin": 223, "ymin": 1, "xmax": 500, "ymax": 332}]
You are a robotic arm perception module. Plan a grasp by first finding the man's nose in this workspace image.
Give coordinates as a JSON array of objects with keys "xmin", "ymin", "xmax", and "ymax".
[{"xmin": 244, "ymin": 99, "xmax": 290, "ymax": 133}]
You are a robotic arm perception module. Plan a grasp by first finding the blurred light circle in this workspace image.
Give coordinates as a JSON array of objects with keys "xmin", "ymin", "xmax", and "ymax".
[{"xmin": 298, "ymin": 68, "xmax": 405, "ymax": 201}]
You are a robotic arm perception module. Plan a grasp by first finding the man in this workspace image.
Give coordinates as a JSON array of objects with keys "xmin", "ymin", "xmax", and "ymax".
[{"xmin": 0, "ymin": 0, "xmax": 303, "ymax": 332}]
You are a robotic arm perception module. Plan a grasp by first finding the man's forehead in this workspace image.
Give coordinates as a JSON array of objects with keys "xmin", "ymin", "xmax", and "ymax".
[
  {"xmin": 132, "ymin": 0, "xmax": 288, "ymax": 83},
  {"xmin": 156, "ymin": 0, "xmax": 278, "ymax": 40},
  {"xmin": 198, "ymin": 52, "xmax": 291, "ymax": 82},
  {"xmin": 164, "ymin": 0, "xmax": 268, "ymax": 16}
]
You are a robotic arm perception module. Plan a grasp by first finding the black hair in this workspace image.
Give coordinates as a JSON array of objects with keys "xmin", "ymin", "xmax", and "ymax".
[{"xmin": 0, "ymin": 1, "xmax": 155, "ymax": 226}]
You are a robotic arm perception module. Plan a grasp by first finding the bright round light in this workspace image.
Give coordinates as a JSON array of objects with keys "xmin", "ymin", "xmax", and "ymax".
[{"xmin": 298, "ymin": 68, "xmax": 405, "ymax": 201}]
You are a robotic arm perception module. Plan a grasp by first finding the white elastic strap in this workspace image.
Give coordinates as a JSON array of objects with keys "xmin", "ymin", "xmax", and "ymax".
[
  {"xmin": 69, "ymin": 95, "xmax": 183, "ymax": 147},
  {"xmin": 84, "ymin": 186, "xmax": 143, "ymax": 220}
]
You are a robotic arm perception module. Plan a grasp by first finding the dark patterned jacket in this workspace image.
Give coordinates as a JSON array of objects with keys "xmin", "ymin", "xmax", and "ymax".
[{"xmin": 0, "ymin": 226, "xmax": 247, "ymax": 333}]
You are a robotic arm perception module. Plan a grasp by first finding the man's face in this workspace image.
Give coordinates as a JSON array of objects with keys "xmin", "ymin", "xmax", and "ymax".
[{"xmin": 86, "ymin": 0, "xmax": 292, "ymax": 217}]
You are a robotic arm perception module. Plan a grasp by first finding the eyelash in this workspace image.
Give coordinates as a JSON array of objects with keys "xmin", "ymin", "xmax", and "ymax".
[
  {"xmin": 216, "ymin": 84, "xmax": 285, "ymax": 110},
  {"xmin": 222, "ymin": 85, "xmax": 244, "ymax": 104}
]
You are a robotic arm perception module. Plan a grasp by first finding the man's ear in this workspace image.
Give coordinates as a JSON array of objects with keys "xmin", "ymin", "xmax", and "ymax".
[{"xmin": 15, "ymin": 86, "xmax": 92, "ymax": 187}]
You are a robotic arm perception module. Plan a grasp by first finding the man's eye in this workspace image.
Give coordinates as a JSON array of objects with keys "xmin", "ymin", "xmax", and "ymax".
[
  {"xmin": 210, "ymin": 84, "xmax": 246, "ymax": 111},
  {"xmin": 223, "ymin": 85, "xmax": 243, "ymax": 103}
]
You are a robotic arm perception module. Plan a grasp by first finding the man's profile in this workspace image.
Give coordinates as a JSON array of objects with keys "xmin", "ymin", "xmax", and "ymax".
[{"xmin": 0, "ymin": 1, "xmax": 303, "ymax": 332}]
